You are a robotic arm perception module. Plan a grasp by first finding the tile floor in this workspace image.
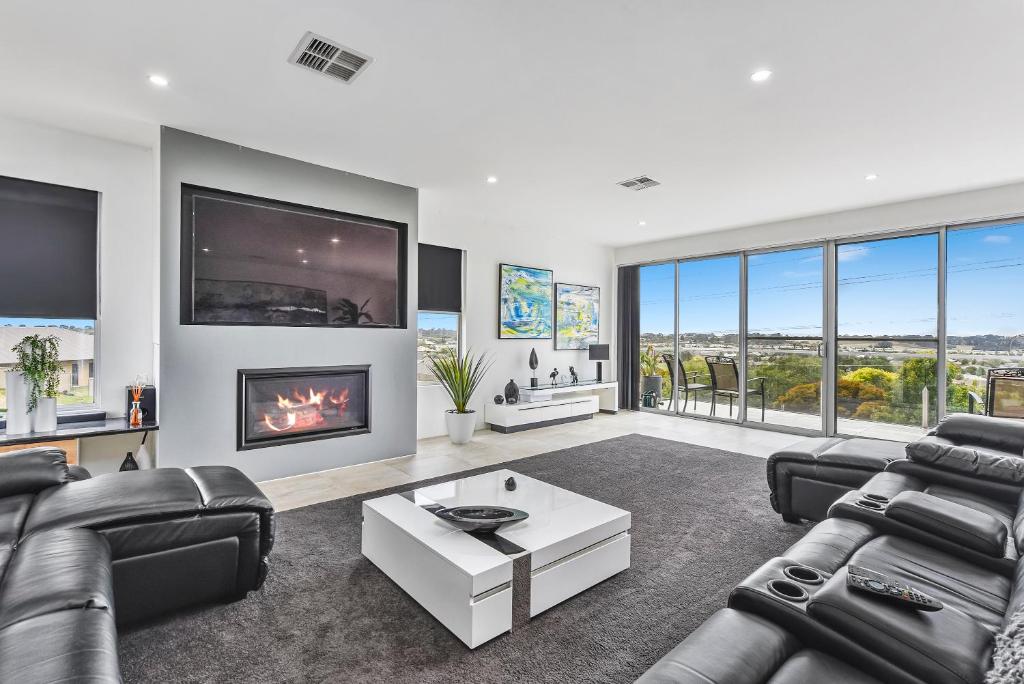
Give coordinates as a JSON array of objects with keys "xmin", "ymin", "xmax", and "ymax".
[{"xmin": 259, "ymin": 411, "xmax": 805, "ymax": 512}]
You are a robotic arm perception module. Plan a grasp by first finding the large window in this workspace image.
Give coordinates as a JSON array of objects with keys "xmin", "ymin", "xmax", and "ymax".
[
  {"xmin": 0, "ymin": 175, "xmax": 99, "ymax": 418},
  {"xmin": 416, "ymin": 312, "xmax": 461, "ymax": 382},
  {"xmin": 836, "ymin": 234, "xmax": 939, "ymax": 436},
  {"xmin": 677, "ymin": 255, "xmax": 740, "ymax": 420},
  {"xmin": 638, "ymin": 263, "xmax": 675, "ymax": 410},
  {"xmin": 0, "ymin": 318, "xmax": 96, "ymax": 414},
  {"xmin": 947, "ymin": 220, "xmax": 1024, "ymax": 414},
  {"xmin": 747, "ymin": 246, "xmax": 824, "ymax": 431}
]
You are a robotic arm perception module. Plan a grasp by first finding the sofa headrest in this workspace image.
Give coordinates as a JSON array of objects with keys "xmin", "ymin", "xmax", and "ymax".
[
  {"xmin": 932, "ymin": 414, "xmax": 1024, "ymax": 455},
  {"xmin": 0, "ymin": 447, "xmax": 70, "ymax": 498}
]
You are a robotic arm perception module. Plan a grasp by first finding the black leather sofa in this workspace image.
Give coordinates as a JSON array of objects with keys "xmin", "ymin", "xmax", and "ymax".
[
  {"xmin": 0, "ymin": 446, "xmax": 274, "ymax": 682},
  {"xmin": 638, "ymin": 414, "xmax": 1024, "ymax": 683}
]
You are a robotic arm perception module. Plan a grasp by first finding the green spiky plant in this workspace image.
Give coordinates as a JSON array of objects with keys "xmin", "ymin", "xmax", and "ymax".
[
  {"xmin": 426, "ymin": 347, "xmax": 493, "ymax": 413},
  {"xmin": 11, "ymin": 334, "xmax": 62, "ymax": 412}
]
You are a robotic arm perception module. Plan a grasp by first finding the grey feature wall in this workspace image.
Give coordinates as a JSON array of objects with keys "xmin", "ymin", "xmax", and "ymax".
[{"xmin": 159, "ymin": 127, "xmax": 418, "ymax": 482}]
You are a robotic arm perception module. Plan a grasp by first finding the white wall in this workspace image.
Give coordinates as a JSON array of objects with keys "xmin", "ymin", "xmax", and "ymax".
[
  {"xmin": 0, "ymin": 115, "xmax": 158, "ymax": 474},
  {"xmin": 159, "ymin": 128, "xmax": 418, "ymax": 482},
  {"xmin": 616, "ymin": 180, "xmax": 1024, "ymax": 265},
  {"xmin": 417, "ymin": 192, "xmax": 616, "ymax": 437}
]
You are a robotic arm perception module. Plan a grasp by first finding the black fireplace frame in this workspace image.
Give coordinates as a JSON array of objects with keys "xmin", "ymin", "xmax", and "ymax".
[{"xmin": 237, "ymin": 364, "xmax": 371, "ymax": 451}]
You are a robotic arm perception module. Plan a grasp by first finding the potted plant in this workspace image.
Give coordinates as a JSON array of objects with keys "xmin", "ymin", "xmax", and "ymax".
[
  {"xmin": 426, "ymin": 347, "xmax": 493, "ymax": 444},
  {"xmin": 10, "ymin": 334, "xmax": 62, "ymax": 432},
  {"xmin": 640, "ymin": 344, "xmax": 663, "ymax": 405}
]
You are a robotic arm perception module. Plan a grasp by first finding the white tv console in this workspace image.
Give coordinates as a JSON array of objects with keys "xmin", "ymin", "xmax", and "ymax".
[{"xmin": 484, "ymin": 381, "xmax": 618, "ymax": 433}]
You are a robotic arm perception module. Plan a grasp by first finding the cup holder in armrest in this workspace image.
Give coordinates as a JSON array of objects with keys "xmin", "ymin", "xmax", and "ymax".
[
  {"xmin": 862, "ymin": 493, "xmax": 890, "ymax": 503},
  {"xmin": 766, "ymin": 579, "xmax": 808, "ymax": 602},
  {"xmin": 854, "ymin": 498, "xmax": 885, "ymax": 511},
  {"xmin": 783, "ymin": 565, "xmax": 824, "ymax": 585}
]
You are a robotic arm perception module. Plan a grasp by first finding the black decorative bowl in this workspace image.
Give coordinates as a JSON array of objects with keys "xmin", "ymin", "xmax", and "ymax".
[{"xmin": 434, "ymin": 506, "xmax": 529, "ymax": 533}]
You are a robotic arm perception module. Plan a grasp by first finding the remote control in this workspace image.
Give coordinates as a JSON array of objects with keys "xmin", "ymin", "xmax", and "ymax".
[{"xmin": 847, "ymin": 565, "xmax": 943, "ymax": 611}]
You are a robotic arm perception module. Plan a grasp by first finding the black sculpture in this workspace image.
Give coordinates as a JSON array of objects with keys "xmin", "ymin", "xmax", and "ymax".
[
  {"xmin": 504, "ymin": 379, "xmax": 520, "ymax": 405},
  {"xmin": 494, "ymin": 394, "xmax": 504, "ymax": 405},
  {"xmin": 529, "ymin": 348, "xmax": 539, "ymax": 388},
  {"xmin": 505, "ymin": 476, "xmax": 517, "ymax": 491},
  {"xmin": 569, "ymin": 366, "xmax": 579, "ymax": 384},
  {"xmin": 119, "ymin": 451, "xmax": 140, "ymax": 472},
  {"xmin": 549, "ymin": 368, "xmax": 559, "ymax": 385}
]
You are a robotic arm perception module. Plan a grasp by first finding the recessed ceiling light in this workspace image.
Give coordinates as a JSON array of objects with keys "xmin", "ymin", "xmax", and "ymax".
[
  {"xmin": 750, "ymin": 69, "xmax": 772, "ymax": 83},
  {"xmin": 638, "ymin": 220, "xmax": 647, "ymax": 226},
  {"xmin": 201, "ymin": 247, "xmax": 210, "ymax": 253},
  {"xmin": 301, "ymin": 259, "xmax": 309, "ymax": 264},
  {"xmin": 148, "ymin": 74, "xmax": 169, "ymax": 87},
  {"xmin": 296, "ymin": 248, "xmax": 305, "ymax": 253},
  {"xmin": 486, "ymin": 176, "xmax": 498, "ymax": 184},
  {"xmin": 330, "ymin": 238, "xmax": 340, "ymax": 244},
  {"xmin": 865, "ymin": 173, "xmax": 878, "ymax": 181}
]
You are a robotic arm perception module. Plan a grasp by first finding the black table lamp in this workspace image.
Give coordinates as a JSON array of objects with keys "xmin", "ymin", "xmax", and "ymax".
[{"xmin": 588, "ymin": 344, "xmax": 610, "ymax": 382}]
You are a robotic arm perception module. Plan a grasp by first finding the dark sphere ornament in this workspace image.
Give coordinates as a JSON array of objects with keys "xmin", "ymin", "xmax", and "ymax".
[
  {"xmin": 505, "ymin": 476, "xmax": 517, "ymax": 491},
  {"xmin": 494, "ymin": 394, "xmax": 504, "ymax": 405},
  {"xmin": 504, "ymin": 378, "xmax": 520, "ymax": 405}
]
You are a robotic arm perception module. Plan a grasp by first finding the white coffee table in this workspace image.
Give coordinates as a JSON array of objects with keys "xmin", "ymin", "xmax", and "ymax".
[{"xmin": 361, "ymin": 469, "xmax": 631, "ymax": 648}]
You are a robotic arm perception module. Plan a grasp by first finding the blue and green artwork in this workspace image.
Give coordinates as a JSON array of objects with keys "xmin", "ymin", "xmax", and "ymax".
[
  {"xmin": 555, "ymin": 283, "xmax": 600, "ymax": 349},
  {"xmin": 499, "ymin": 264, "xmax": 552, "ymax": 339}
]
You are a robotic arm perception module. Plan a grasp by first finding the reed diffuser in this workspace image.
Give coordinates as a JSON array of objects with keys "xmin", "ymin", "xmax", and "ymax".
[{"xmin": 129, "ymin": 382, "xmax": 144, "ymax": 428}]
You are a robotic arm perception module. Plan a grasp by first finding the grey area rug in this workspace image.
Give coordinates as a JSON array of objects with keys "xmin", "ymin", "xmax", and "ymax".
[{"xmin": 118, "ymin": 434, "xmax": 807, "ymax": 684}]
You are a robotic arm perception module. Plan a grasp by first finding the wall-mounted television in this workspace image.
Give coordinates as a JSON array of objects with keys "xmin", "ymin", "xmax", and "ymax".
[{"xmin": 180, "ymin": 185, "xmax": 407, "ymax": 328}]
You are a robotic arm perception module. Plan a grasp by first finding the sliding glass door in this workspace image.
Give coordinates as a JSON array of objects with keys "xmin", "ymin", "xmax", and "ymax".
[
  {"xmin": 746, "ymin": 246, "xmax": 825, "ymax": 431},
  {"xmin": 835, "ymin": 233, "xmax": 939, "ymax": 439},
  {"xmin": 632, "ymin": 215, "xmax": 1023, "ymax": 434},
  {"xmin": 946, "ymin": 220, "xmax": 1024, "ymax": 416},
  {"xmin": 638, "ymin": 262, "xmax": 676, "ymax": 411},
  {"xmin": 676, "ymin": 255, "xmax": 740, "ymax": 421}
]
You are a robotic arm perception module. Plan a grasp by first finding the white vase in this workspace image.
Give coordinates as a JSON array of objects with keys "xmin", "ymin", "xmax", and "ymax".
[
  {"xmin": 445, "ymin": 410, "xmax": 477, "ymax": 444},
  {"xmin": 4, "ymin": 371, "xmax": 32, "ymax": 434},
  {"xmin": 31, "ymin": 397, "xmax": 58, "ymax": 433}
]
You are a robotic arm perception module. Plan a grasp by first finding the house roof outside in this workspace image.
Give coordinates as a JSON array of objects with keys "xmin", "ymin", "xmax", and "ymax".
[{"xmin": 0, "ymin": 327, "xmax": 95, "ymax": 365}]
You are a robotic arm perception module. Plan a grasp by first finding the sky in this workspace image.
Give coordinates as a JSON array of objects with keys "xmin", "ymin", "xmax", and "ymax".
[
  {"xmin": 417, "ymin": 311, "xmax": 458, "ymax": 331},
  {"xmin": 640, "ymin": 222, "xmax": 1024, "ymax": 338}
]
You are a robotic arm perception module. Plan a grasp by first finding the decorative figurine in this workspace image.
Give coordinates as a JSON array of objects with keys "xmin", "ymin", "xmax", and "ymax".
[
  {"xmin": 504, "ymin": 378, "xmax": 520, "ymax": 405},
  {"xmin": 494, "ymin": 394, "xmax": 504, "ymax": 405},
  {"xmin": 549, "ymin": 368, "xmax": 559, "ymax": 385},
  {"xmin": 119, "ymin": 451, "xmax": 140, "ymax": 472},
  {"xmin": 569, "ymin": 366, "xmax": 579, "ymax": 384},
  {"xmin": 505, "ymin": 476, "xmax": 517, "ymax": 491},
  {"xmin": 529, "ymin": 348, "xmax": 539, "ymax": 388}
]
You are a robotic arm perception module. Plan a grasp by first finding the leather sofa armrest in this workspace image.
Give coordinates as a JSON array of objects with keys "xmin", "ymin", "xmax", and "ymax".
[
  {"xmin": 885, "ymin": 491, "xmax": 1007, "ymax": 557},
  {"xmin": 0, "ymin": 447, "xmax": 70, "ymax": 498},
  {"xmin": 906, "ymin": 437, "xmax": 1024, "ymax": 484},
  {"xmin": 933, "ymin": 413, "xmax": 1024, "ymax": 453},
  {"xmin": 186, "ymin": 466, "xmax": 275, "ymax": 558},
  {"xmin": 635, "ymin": 608, "xmax": 799, "ymax": 684}
]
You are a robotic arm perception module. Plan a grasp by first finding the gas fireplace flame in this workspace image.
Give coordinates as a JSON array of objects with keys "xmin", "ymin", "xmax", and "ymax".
[{"xmin": 260, "ymin": 386, "xmax": 350, "ymax": 433}]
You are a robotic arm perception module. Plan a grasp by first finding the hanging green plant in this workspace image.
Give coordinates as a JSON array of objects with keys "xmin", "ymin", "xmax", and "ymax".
[{"xmin": 11, "ymin": 334, "xmax": 62, "ymax": 412}]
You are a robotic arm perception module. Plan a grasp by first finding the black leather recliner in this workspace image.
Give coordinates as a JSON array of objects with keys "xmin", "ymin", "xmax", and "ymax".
[
  {"xmin": 639, "ymin": 414, "xmax": 1024, "ymax": 683},
  {"xmin": 0, "ymin": 446, "xmax": 274, "ymax": 682}
]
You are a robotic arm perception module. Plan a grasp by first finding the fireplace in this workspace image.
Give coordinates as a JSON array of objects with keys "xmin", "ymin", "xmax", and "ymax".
[{"xmin": 237, "ymin": 365, "xmax": 370, "ymax": 450}]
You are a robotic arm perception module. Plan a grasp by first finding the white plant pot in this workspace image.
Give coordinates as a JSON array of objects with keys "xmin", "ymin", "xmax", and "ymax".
[
  {"xmin": 4, "ymin": 371, "xmax": 32, "ymax": 435},
  {"xmin": 445, "ymin": 410, "xmax": 477, "ymax": 445},
  {"xmin": 31, "ymin": 397, "xmax": 58, "ymax": 433}
]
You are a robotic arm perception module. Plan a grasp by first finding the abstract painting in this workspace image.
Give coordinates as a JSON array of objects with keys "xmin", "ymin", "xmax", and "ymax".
[
  {"xmin": 499, "ymin": 264, "xmax": 553, "ymax": 339},
  {"xmin": 555, "ymin": 283, "xmax": 600, "ymax": 349}
]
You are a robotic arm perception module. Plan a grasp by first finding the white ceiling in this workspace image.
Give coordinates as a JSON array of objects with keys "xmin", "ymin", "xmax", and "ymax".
[{"xmin": 2, "ymin": 0, "xmax": 1023, "ymax": 247}]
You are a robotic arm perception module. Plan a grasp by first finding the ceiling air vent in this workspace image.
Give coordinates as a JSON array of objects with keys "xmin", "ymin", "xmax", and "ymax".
[
  {"xmin": 617, "ymin": 175, "xmax": 661, "ymax": 191},
  {"xmin": 288, "ymin": 31, "xmax": 372, "ymax": 84}
]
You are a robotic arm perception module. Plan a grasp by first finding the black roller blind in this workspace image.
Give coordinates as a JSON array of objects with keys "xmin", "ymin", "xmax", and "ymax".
[
  {"xmin": 418, "ymin": 243, "xmax": 462, "ymax": 313},
  {"xmin": 0, "ymin": 175, "xmax": 99, "ymax": 319}
]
